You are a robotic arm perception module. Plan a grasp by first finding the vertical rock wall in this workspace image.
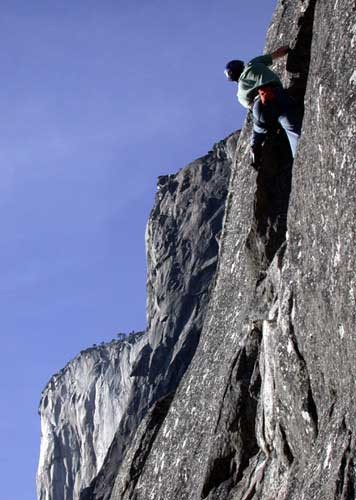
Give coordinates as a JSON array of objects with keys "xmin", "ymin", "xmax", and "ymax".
[{"xmin": 270, "ymin": 0, "xmax": 356, "ymax": 497}]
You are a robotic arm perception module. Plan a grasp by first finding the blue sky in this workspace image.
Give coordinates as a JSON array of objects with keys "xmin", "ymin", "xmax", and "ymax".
[{"xmin": 0, "ymin": 1, "xmax": 277, "ymax": 498}]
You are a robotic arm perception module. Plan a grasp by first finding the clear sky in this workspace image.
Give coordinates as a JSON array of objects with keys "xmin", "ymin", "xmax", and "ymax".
[{"xmin": 0, "ymin": 1, "xmax": 277, "ymax": 498}]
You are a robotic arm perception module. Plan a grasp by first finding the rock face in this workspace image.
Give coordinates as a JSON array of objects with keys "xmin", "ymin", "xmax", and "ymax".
[
  {"xmin": 38, "ymin": 0, "xmax": 356, "ymax": 498},
  {"xmin": 36, "ymin": 334, "xmax": 145, "ymax": 500},
  {"xmin": 37, "ymin": 132, "xmax": 238, "ymax": 500}
]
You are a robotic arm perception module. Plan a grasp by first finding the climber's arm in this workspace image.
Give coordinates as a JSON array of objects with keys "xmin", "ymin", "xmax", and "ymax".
[
  {"xmin": 271, "ymin": 45, "xmax": 290, "ymax": 60},
  {"xmin": 249, "ymin": 46, "xmax": 289, "ymax": 68}
]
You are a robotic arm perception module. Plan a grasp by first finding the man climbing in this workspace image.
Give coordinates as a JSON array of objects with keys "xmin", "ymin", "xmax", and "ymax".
[{"xmin": 224, "ymin": 46, "xmax": 301, "ymax": 169}]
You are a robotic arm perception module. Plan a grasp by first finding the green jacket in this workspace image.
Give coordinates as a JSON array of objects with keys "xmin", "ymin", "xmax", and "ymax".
[{"xmin": 237, "ymin": 54, "xmax": 282, "ymax": 109}]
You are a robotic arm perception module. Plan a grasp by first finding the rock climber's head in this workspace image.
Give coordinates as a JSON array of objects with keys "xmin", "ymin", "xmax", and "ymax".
[{"xmin": 224, "ymin": 60, "xmax": 244, "ymax": 82}]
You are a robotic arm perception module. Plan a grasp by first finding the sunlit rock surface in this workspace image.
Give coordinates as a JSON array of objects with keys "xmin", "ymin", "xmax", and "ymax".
[{"xmin": 36, "ymin": 334, "xmax": 145, "ymax": 500}]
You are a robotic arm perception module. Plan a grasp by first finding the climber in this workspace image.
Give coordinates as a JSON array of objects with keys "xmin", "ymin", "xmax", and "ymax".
[{"xmin": 224, "ymin": 46, "xmax": 301, "ymax": 169}]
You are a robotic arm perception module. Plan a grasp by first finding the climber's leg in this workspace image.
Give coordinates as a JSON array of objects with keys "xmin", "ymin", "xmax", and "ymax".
[
  {"xmin": 251, "ymin": 99, "xmax": 268, "ymax": 167},
  {"xmin": 252, "ymin": 98, "xmax": 268, "ymax": 142},
  {"xmin": 250, "ymin": 98, "xmax": 276, "ymax": 168},
  {"xmin": 274, "ymin": 88, "xmax": 302, "ymax": 158},
  {"xmin": 278, "ymin": 114, "xmax": 301, "ymax": 158}
]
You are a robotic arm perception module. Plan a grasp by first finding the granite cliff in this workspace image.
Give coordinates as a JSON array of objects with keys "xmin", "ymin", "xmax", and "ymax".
[
  {"xmin": 38, "ymin": 0, "xmax": 356, "ymax": 498},
  {"xmin": 37, "ymin": 334, "xmax": 146, "ymax": 500}
]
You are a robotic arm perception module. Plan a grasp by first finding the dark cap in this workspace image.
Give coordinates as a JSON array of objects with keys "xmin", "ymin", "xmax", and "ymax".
[{"xmin": 224, "ymin": 60, "xmax": 244, "ymax": 82}]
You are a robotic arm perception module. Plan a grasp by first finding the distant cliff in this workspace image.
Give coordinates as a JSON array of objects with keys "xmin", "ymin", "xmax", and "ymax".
[
  {"xmin": 38, "ymin": 0, "xmax": 356, "ymax": 498},
  {"xmin": 36, "ymin": 334, "xmax": 146, "ymax": 500}
]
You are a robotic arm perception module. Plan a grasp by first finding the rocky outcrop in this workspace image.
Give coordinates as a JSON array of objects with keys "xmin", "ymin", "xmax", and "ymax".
[{"xmin": 37, "ymin": 132, "xmax": 239, "ymax": 500}]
